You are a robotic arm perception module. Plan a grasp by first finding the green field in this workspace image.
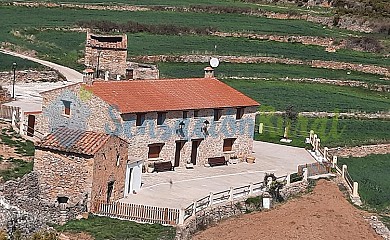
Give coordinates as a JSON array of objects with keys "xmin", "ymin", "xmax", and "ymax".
[
  {"xmin": 338, "ymin": 154, "xmax": 390, "ymax": 211},
  {"xmin": 56, "ymin": 215, "xmax": 175, "ymax": 240},
  {"xmin": 255, "ymin": 116, "xmax": 390, "ymax": 147},
  {"xmin": 0, "ymin": 53, "xmax": 44, "ymax": 71},
  {"xmin": 159, "ymin": 62, "xmax": 389, "ymax": 85},
  {"xmin": 0, "ymin": 6, "xmax": 349, "ymax": 37},
  {"xmin": 0, "ymin": 4, "xmax": 388, "ymax": 70},
  {"xmin": 223, "ymin": 79, "xmax": 390, "ymax": 113}
]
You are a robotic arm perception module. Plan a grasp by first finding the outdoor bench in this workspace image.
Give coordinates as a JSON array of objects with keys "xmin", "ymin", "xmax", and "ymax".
[
  {"xmin": 208, "ymin": 156, "xmax": 227, "ymax": 167},
  {"xmin": 154, "ymin": 161, "xmax": 174, "ymax": 172}
]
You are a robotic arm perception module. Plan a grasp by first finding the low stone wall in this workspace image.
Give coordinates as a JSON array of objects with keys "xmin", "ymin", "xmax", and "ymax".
[
  {"xmin": 227, "ymin": 76, "xmax": 390, "ymax": 93},
  {"xmin": 329, "ymin": 144, "xmax": 390, "ymax": 158},
  {"xmin": 0, "ymin": 172, "xmax": 85, "ymax": 236},
  {"xmin": 176, "ymin": 181, "xmax": 309, "ymax": 240},
  {"xmin": 0, "ymin": 70, "xmax": 64, "ymax": 85},
  {"xmin": 130, "ymin": 54, "xmax": 389, "ymax": 77}
]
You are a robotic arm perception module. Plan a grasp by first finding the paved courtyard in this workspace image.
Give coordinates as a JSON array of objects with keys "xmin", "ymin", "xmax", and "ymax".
[{"xmin": 120, "ymin": 141, "xmax": 316, "ymax": 209}]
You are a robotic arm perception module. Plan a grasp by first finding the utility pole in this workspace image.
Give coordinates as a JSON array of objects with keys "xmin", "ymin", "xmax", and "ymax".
[
  {"xmin": 96, "ymin": 50, "xmax": 102, "ymax": 79},
  {"xmin": 12, "ymin": 62, "xmax": 16, "ymax": 99}
]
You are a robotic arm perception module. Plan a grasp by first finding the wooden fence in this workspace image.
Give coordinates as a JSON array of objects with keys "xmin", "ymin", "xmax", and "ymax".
[
  {"xmin": 0, "ymin": 104, "xmax": 19, "ymax": 121},
  {"xmin": 94, "ymin": 201, "xmax": 180, "ymax": 225}
]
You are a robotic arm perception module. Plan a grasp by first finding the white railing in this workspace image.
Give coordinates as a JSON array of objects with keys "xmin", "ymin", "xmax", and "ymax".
[
  {"xmin": 181, "ymin": 175, "xmax": 289, "ymax": 224},
  {"xmin": 94, "ymin": 201, "xmax": 180, "ymax": 226},
  {"xmin": 309, "ymin": 130, "xmax": 359, "ymax": 199}
]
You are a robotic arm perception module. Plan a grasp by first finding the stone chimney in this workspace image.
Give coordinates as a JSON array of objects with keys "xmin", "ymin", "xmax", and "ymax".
[
  {"xmin": 204, "ymin": 66, "xmax": 214, "ymax": 78},
  {"xmin": 83, "ymin": 69, "xmax": 95, "ymax": 85}
]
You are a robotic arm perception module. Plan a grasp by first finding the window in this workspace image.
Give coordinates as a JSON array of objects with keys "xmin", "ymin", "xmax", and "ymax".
[
  {"xmin": 63, "ymin": 100, "xmax": 71, "ymax": 116},
  {"xmin": 193, "ymin": 110, "xmax": 199, "ymax": 118},
  {"xmin": 136, "ymin": 113, "xmax": 145, "ymax": 126},
  {"xmin": 116, "ymin": 153, "xmax": 120, "ymax": 166},
  {"xmin": 148, "ymin": 144, "xmax": 163, "ymax": 158},
  {"xmin": 214, "ymin": 109, "xmax": 222, "ymax": 121},
  {"xmin": 157, "ymin": 112, "xmax": 166, "ymax": 125},
  {"xmin": 223, "ymin": 138, "xmax": 236, "ymax": 152},
  {"xmin": 183, "ymin": 111, "xmax": 188, "ymax": 119},
  {"xmin": 236, "ymin": 107, "xmax": 245, "ymax": 120}
]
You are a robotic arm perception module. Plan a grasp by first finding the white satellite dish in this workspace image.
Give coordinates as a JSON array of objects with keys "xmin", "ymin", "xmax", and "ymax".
[{"xmin": 210, "ymin": 57, "xmax": 220, "ymax": 68}]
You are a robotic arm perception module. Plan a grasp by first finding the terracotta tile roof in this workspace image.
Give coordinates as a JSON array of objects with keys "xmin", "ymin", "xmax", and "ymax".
[
  {"xmin": 38, "ymin": 128, "xmax": 111, "ymax": 155},
  {"xmin": 84, "ymin": 78, "xmax": 260, "ymax": 113}
]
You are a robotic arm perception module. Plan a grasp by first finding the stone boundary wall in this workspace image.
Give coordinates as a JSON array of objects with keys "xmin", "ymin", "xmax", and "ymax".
[
  {"xmin": 258, "ymin": 111, "xmax": 390, "ymax": 120},
  {"xmin": 175, "ymin": 181, "xmax": 308, "ymax": 240},
  {"xmin": 130, "ymin": 55, "xmax": 389, "ymax": 77},
  {"xmin": 328, "ymin": 144, "xmax": 390, "ymax": 158},
  {"xmin": 0, "ymin": 70, "xmax": 64, "ymax": 85},
  {"xmin": 213, "ymin": 31, "xmax": 343, "ymax": 49},
  {"xmin": 228, "ymin": 76, "xmax": 390, "ymax": 92},
  {"xmin": 0, "ymin": 172, "xmax": 85, "ymax": 236}
]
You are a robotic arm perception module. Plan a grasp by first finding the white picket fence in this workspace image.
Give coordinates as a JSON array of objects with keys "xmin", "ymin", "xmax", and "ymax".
[{"xmin": 94, "ymin": 201, "xmax": 180, "ymax": 225}]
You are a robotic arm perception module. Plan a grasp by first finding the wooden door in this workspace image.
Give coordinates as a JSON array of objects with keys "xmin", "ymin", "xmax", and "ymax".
[
  {"xmin": 27, "ymin": 115, "xmax": 35, "ymax": 137},
  {"xmin": 174, "ymin": 141, "xmax": 184, "ymax": 167},
  {"xmin": 191, "ymin": 140, "xmax": 200, "ymax": 165}
]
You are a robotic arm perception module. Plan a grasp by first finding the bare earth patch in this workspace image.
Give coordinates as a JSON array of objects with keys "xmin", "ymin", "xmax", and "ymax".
[{"xmin": 194, "ymin": 179, "xmax": 381, "ymax": 240}]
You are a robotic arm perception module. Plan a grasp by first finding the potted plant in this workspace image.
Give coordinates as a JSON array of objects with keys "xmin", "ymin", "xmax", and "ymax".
[
  {"xmin": 147, "ymin": 162, "xmax": 155, "ymax": 173},
  {"xmin": 230, "ymin": 155, "xmax": 239, "ymax": 164},
  {"xmin": 246, "ymin": 156, "xmax": 256, "ymax": 164}
]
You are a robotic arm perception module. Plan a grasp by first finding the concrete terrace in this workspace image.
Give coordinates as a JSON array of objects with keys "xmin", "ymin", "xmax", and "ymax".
[{"xmin": 120, "ymin": 141, "xmax": 316, "ymax": 209}]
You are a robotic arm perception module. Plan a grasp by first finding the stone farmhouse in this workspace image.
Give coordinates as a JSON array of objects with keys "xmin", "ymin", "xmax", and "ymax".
[
  {"xmin": 34, "ymin": 71, "xmax": 259, "ymax": 206},
  {"xmin": 34, "ymin": 127, "xmax": 131, "ymax": 212}
]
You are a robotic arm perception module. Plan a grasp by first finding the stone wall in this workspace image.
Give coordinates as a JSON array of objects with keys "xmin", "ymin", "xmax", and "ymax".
[
  {"xmin": 131, "ymin": 55, "xmax": 389, "ymax": 77},
  {"xmin": 228, "ymin": 76, "xmax": 390, "ymax": 93},
  {"xmin": 0, "ymin": 70, "xmax": 63, "ymax": 85},
  {"xmin": 91, "ymin": 137, "xmax": 129, "ymax": 209},
  {"xmin": 36, "ymin": 83, "xmax": 257, "ymax": 168},
  {"xmin": 127, "ymin": 62, "xmax": 159, "ymax": 80},
  {"xmin": 33, "ymin": 149, "xmax": 94, "ymax": 209},
  {"xmin": 0, "ymin": 172, "xmax": 85, "ymax": 236},
  {"xmin": 328, "ymin": 144, "xmax": 390, "ymax": 158}
]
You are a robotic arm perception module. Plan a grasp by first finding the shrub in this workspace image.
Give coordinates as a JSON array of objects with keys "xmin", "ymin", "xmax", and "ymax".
[
  {"xmin": 345, "ymin": 36, "xmax": 384, "ymax": 53},
  {"xmin": 76, "ymin": 20, "xmax": 216, "ymax": 36}
]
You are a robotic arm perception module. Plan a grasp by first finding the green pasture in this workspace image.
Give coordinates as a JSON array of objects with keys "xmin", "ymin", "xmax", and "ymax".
[
  {"xmin": 56, "ymin": 215, "xmax": 175, "ymax": 240},
  {"xmin": 339, "ymin": 154, "xmax": 390, "ymax": 211},
  {"xmin": 223, "ymin": 79, "xmax": 390, "ymax": 113},
  {"xmin": 0, "ymin": 53, "xmax": 44, "ymax": 71},
  {"xmin": 159, "ymin": 62, "xmax": 389, "ymax": 85},
  {"xmin": 255, "ymin": 116, "xmax": 390, "ymax": 147},
  {"xmin": 0, "ymin": 5, "xmax": 353, "ymax": 37}
]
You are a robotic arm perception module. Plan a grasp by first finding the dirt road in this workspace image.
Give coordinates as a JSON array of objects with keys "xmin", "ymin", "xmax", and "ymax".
[{"xmin": 0, "ymin": 49, "xmax": 82, "ymax": 82}]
